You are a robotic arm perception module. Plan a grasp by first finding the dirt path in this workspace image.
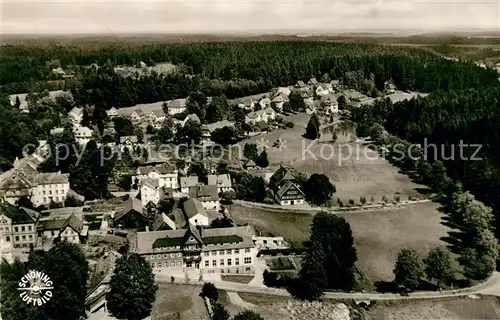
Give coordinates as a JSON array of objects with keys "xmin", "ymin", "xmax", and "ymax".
[{"xmin": 227, "ymin": 292, "xmax": 258, "ymax": 310}]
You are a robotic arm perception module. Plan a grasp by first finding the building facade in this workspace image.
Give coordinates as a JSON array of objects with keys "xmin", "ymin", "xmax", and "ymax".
[
  {"xmin": 136, "ymin": 225, "xmax": 257, "ymax": 274},
  {"xmin": 0, "ymin": 203, "xmax": 39, "ymax": 249}
]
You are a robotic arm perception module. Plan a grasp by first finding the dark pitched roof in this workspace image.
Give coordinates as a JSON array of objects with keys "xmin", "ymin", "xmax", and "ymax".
[
  {"xmin": 114, "ymin": 198, "xmax": 144, "ymax": 221},
  {"xmin": 269, "ymin": 166, "xmax": 297, "ymax": 192},
  {"xmin": 61, "ymin": 213, "xmax": 83, "ymax": 233},
  {"xmin": 0, "ymin": 203, "xmax": 38, "ymax": 224},
  {"xmin": 183, "ymin": 198, "xmax": 207, "ymax": 219}
]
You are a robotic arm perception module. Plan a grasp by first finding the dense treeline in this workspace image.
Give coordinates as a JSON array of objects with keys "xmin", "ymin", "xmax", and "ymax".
[
  {"xmin": 2, "ymin": 41, "xmax": 498, "ymax": 98},
  {"xmin": 351, "ymin": 87, "xmax": 500, "ymax": 238}
]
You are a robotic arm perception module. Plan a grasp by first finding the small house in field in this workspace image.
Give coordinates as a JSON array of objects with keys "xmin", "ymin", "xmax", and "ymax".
[{"xmin": 269, "ymin": 166, "xmax": 305, "ymax": 205}]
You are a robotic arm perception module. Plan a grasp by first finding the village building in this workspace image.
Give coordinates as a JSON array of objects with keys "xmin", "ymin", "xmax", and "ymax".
[
  {"xmin": 189, "ymin": 185, "xmax": 220, "ymax": 211},
  {"xmin": 245, "ymin": 108, "xmax": 276, "ymax": 125},
  {"xmin": 295, "ymin": 80, "xmax": 307, "ymax": 88},
  {"xmin": 0, "ymin": 202, "xmax": 39, "ymax": 249},
  {"xmin": 238, "ymin": 97, "xmax": 255, "ymax": 110},
  {"xmin": 119, "ymin": 135, "xmax": 139, "ymax": 151},
  {"xmin": 315, "ymin": 84, "xmax": 331, "ymax": 97},
  {"xmin": 151, "ymin": 212, "xmax": 177, "ymax": 231},
  {"xmin": 50, "ymin": 127, "xmax": 65, "ymax": 136},
  {"xmin": 321, "ymin": 94, "xmax": 339, "ymax": 114},
  {"xmin": 148, "ymin": 109, "xmax": 166, "ymax": 123},
  {"xmin": 39, "ymin": 212, "xmax": 88, "ymax": 244},
  {"xmin": 307, "ymin": 77, "xmax": 318, "ymax": 86},
  {"xmin": 106, "ymin": 107, "xmax": 119, "ymax": 118},
  {"xmin": 140, "ymin": 178, "xmax": 161, "ymax": 207},
  {"xmin": 0, "ymin": 155, "xmax": 73, "ymax": 208},
  {"xmin": 182, "ymin": 114, "xmax": 201, "ymax": 126},
  {"xmin": 182, "ymin": 198, "xmax": 209, "ymax": 226},
  {"xmin": 252, "ymin": 236, "xmax": 290, "ymax": 250},
  {"xmin": 130, "ymin": 109, "xmax": 145, "ymax": 122},
  {"xmin": 180, "ymin": 176, "xmax": 199, "ymax": 194},
  {"xmin": 135, "ymin": 164, "xmax": 179, "ymax": 190},
  {"xmin": 113, "ymin": 197, "xmax": 149, "ymax": 230},
  {"xmin": 136, "ymin": 224, "xmax": 257, "ymax": 274},
  {"xmin": 269, "ymin": 167, "xmax": 305, "ymax": 205},
  {"xmin": 73, "ymin": 126, "xmax": 94, "ymax": 145},
  {"xmin": 68, "ymin": 107, "xmax": 84, "ymax": 126},
  {"xmin": 168, "ymin": 99, "xmax": 187, "ymax": 115},
  {"xmin": 207, "ymin": 174, "xmax": 232, "ymax": 193}
]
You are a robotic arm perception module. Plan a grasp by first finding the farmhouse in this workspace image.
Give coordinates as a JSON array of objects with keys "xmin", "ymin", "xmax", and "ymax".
[
  {"xmin": 0, "ymin": 202, "xmax": 39, "ymax": 249},
  {"xmin": 119, "ymin": 135, "xmax": 139, "ymax": 151},
  {"xmin": 295, "ymin": 80, "xmax": 307, "ymax": 88},
  {"xmin": 39, "ymin": 213, "xmax": 88, "ymax": 244},
  {"xmin": 136, "ymin": 224, "xmax": 257, "ymax": 274},
  {"xmin": 183, "ymin": 198, "xmax": 209, "ymax": 226},
  {"xmin": 182, "ymin": 114, "xmax": 201, "ymax": 126},
  {"xmin": 307, "ymin": 77, "xmax": 318, "ymax": 86},
  {"xmin": 140, "ymin": 178, "xmax": 161, "ymax": 206},
  {"xmin": 315, "ymin": 84, "xmax": 331, "ymax": 97},
  {"xmin": 269, "ymin": 167, "xmax": 305, "ymax": 205},
  {"xmin": 148, "ymin": 109, "xmax": 166, "ymax": 123},
  {"xmin": 130, "ymin": 109, "xmax": 145, "ymax": 122}
]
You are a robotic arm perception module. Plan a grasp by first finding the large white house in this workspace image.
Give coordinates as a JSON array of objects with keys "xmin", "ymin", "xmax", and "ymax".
[
  {"xmin": 245, "ymin": 107, "xmax": 276, "ymax": 125},
  {"xmin": 40, "ymin": 212, "xmax": 88, "ymax": 244},
  {"xmin": 73, "ymin": 126, "xmax": 94, "ymax": 145},
  {"xmin": 136, "ymin": 224, "xmax": 258, "ymax": 275},
  {"xmin": 136, "ymin": 164, "xmax": 179, "ymax": 189},
  {"xmin": 140, "ymin": 178, "xmax": 161, "ymax": 207},
  {"xmin": 0, "ymin": 156, "xmax": 72, "ymax": 208}
]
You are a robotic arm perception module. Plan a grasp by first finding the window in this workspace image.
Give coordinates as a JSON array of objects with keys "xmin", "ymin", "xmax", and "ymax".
[
  {"xmin": 22, "ymin": 235, "xmax": 26, "ymax": 240},
  {"xmin": 5, "ymin": 236, "xmax": 10, "ymax": 242},
  {"xmin": 227, "ymin": 258, "xmax": 232, "ymax": 266},
  {"xmin": 245, "ymin": 248, "xmax": 250, "ymax": 253},
  {"xmin": 246, "ymin": 267, "xmax": 251, "ymax": 272},
  {"xmin": 226, "ymin": 249, "xmax": 231, "ymax": 255},
  {"xmin": 212, "ymin": 260, "xmax": 217, "ymax": 266},
  {"xmin": 14, "ymin": 227, "xmax": 18, "ymax": 232},
  {"xmin": 21, "ymin": 226, "xmax": 25, "ymax": 232},
  {"xmin": 219, "ymin": 250, "xmax": 224, "ymax": 255},
  {"xmin": 29, "ymin": 235, "xmax": 33, "ymax": 241},
  {"xmin": 170, "ymin": 262, "xmax": 175, "ymax": 267},
  {"xmin": 15, "ymin": 236, "xmax": 19, "ymax": 241},
  {"xmin": 151, "ymin": 255, "xmax": 155, "ymax": 259},
  {"xmin": 28, "ymin": 226, "xmax": 32, "ymax": 231},
  {"xmin": 176, "ymin": 261, "xmax": 182, "ymax": 267},
  {"xmin": 205, "ymin": 261, "xmax": 209, "ymax": 267},
  {"xmin": 177, "ymin": 253, "xmax": 181, "ymax": 257},
  {"xmin": 164, "ymin": 254, "xmax": 168, "ymax": 258},
  {"xmin": 244, "ymin": 257, "xmax": 252, "ymax": 264},
  {"xmin": 234, "ymin": 249, "xmax": 239, "ymax": 254},
  {"xmin": 235, "ymin": 258, "xmax": 240, "ymax": 266},
  {"xmin": 157, "ymin": 254, "xmax": 161, "ymax": 259},
  {"xmin": 204, "ymin": 252, "xmax": 209, "ymax": 256},
  {"xmin": 211, "ymin": 251, "xmax": 216, "ymax": 256},
  {"xmin": 220, "ymin": 259, "xmax": 224, "ymax": 266},
  {"xmin": 170, "ymin": 253, "xmax": 175, "ymax": 258}
]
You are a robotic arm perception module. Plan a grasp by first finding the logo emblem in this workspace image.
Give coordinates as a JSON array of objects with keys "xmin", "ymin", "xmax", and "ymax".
[{"xmin": 17, "ymin": 270, "xmax": 53, "ymax": 306}]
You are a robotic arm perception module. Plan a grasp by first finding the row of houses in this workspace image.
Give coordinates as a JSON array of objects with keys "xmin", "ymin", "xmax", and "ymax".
[{"xmin": 0, "ymin": 201, "xmax": 88, "ymax": 256}]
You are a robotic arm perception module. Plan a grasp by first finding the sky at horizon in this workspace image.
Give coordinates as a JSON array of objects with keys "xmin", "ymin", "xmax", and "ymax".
[{"xmin": 2, "ymin": 0, "xmax": 500, "ymax": 35}]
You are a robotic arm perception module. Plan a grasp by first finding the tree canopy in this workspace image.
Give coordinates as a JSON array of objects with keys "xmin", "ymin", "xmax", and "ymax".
[{"xmin": 107, "ymin": 253, "xmax": 158, "ymax": 320}]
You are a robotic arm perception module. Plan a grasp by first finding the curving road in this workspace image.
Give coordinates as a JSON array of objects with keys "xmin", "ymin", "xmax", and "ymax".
[{"xmin": 156, "ymin": 271, "xmax": 500, "ymax": 301}]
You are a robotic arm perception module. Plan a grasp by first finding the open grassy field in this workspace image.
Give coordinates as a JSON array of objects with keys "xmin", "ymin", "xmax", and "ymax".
[
  {"xmin": 231, "ymin": 201, "xmax": 449, "ymax": 282},
  {"xmin": 234, "ymin": 113, "xmax": 426, "ymax": 202},
  {"xmin": 365, "ymin": 295, "xmax": 500, "ymax": 320},
  {"xmin": 151, "ymin": 284, "xmax": 208, "ymax": 320}
]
